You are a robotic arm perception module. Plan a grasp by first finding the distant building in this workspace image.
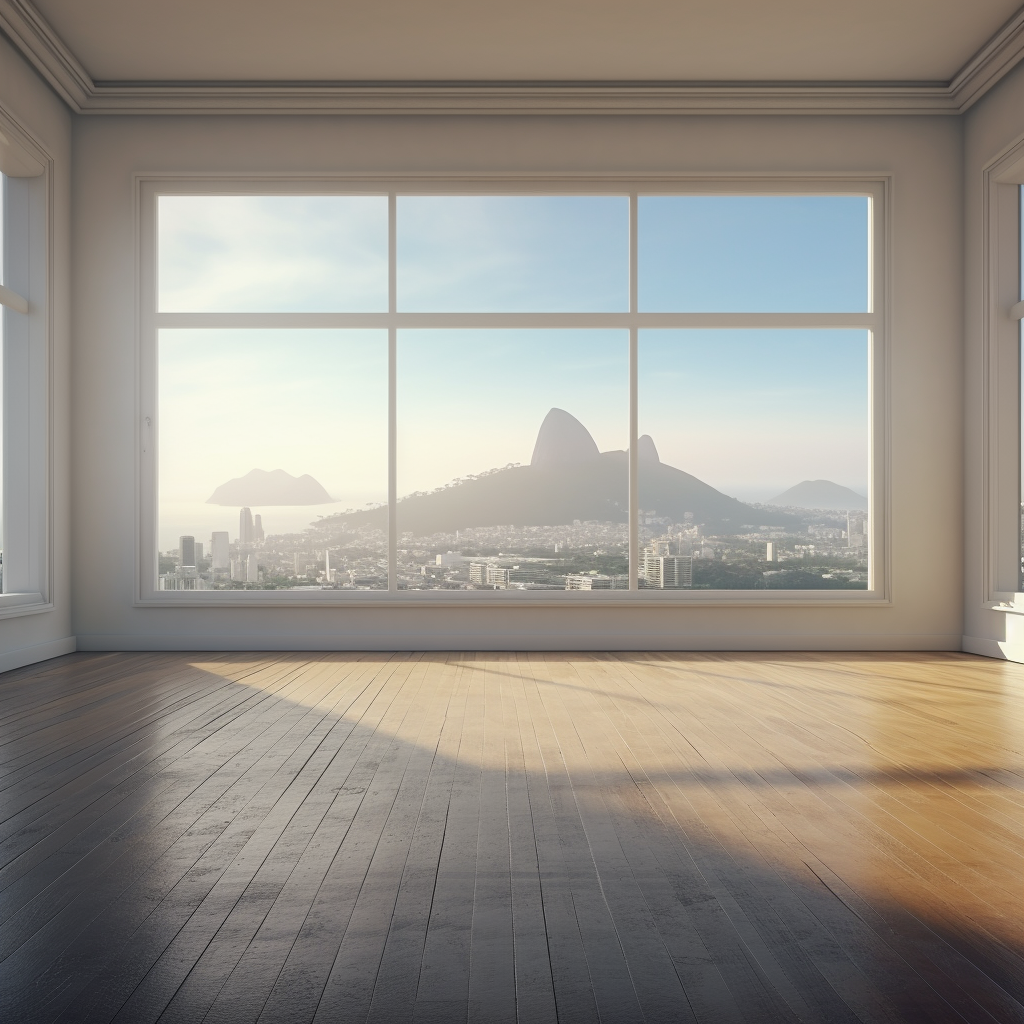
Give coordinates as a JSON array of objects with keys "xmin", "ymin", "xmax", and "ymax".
[
  {"xmin": 565, "ymin": 574, "xmax": 629, "ymax": 590},
  {"xmin": 435, "ymin": 551, "xmax": 464, "ymax": 566},
  {"xmin": 246, "ymin": 552, "xmax": 259, "ymax": 583},
  {"xmin": 487, "ymin": 566, "xmax": 510, "ymax": 588},
  {"xmin": 766, "ymin": 541, "xmax": 779, "ymax": 562},
  {"xmin": 642, "ymin": 554, "xmax": 693, "ymax": 588},
  {"xmin": 178, "ymin": 535, "xmax": 196, "ymax": 568},
  {"xmin": 254, "ymin": 514, "xmax": 265, "ymax": 544},
  {"xmin": 211, "ymin": 531, "xmax": 229, "ymax": 570},
  {"xmin": 847, "ymin": 511, "xmax": 868, "ymax": 549},
  {"xmin": 194, "ymin": 542, "xmax": 204, "ymax": 565},
  {"xmin": 159, "ymin": 572, "xmax": 208, "ymax": 591},
  {"xmin": 239, "ymin": 507, "xmax": 254, "ymax": 545}
]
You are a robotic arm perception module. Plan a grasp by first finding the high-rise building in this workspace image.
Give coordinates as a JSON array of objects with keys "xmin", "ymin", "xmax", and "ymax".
[
  {"xmin": 246, "ymin": 552, "xmax": 259, "ymax": 583},
  {"xmin": 766, "ymin": 541, "xmax": 779, "ymax": 562},
  {"xmin": 239, "ymin": 507, "xmax": 254, "ymax": 545},
  {"xmin": 324, "ymin": 548, "xmax": 332, "ymax": 582},
  {"xmin": 254, "ymin": 514, "xmax": 265, "ymax": 544},
  {"xmin": 178, "ymin": 535, "xmax": 196, "ymax": 568},
  {"xmin": 211, "ymin": 531, "xmax": 229, "ymax": 570},
  {"xmin": 642, "ymin": 552, "xmax": 693, "ymax": 588},
  {"xmin": 847, "ymin": 511, "xmax": 868, "ymax": 549},
  {"xmin": 194, "ymin": 542, "xmax": 204, "ymax": 565}
]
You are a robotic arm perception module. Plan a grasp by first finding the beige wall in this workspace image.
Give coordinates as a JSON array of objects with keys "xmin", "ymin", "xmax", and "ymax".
[
  {"xmin": 69, "ymin": 113, "xmax": 964, "ymax": 650},
  {"xmin": 0, "ymin": 34, "xmax": 73, "ymax": 669}
]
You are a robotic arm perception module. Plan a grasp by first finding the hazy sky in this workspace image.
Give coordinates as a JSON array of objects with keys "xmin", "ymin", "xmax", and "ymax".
[
  {"xmin": 158, "ymin": 194, "xmax": 870, "ymax": 541},
  {"xmin": 160, "ymin": 328, "xmax": 388, "ymax": 505}
]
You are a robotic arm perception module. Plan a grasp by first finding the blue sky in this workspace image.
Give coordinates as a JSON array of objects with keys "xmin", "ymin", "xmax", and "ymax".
[{"xmin": 158, "ymin": 195, "xmax": 870, "ymax": 527}]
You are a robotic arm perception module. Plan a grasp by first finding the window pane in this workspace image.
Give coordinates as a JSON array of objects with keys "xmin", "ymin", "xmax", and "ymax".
[
  {"xmin": 639, "ymin": 196, "xmax": 869, "ymax": 312},
  {"xmin": 0, "ymin": 172, "xmax": 4, "ymax": 592},
  {"xmin": 158, "ymin": 195, "xmax": 388, "ymax": 312},
  {"xmin": 397, "ymin": 196, "xmax": 628, "ymax": 311},
  {"xmin": 158, "ymin": 329, "xmax": 388, "ymax": 591},
  {"xmin": 1020, "ymin": 184, "xmax": 1023, "ymax": 591},
  {"xmin": 638, "ymin": 329, "xmax": 869, "ymax": 590},
  {"xmin": 394, "ymin": 330, "xmax": 627, "ymax": 591}
]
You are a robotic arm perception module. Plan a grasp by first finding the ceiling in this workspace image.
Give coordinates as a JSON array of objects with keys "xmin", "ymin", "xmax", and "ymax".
[{"xmin": 26, "ymin": 0, "xmax": 1024, "ymax": 84}]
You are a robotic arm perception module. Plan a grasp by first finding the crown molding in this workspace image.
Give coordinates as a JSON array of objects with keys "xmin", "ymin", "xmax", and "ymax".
[
  {"xmin": 2, "ymin": 0, "xmax": 1024, "ymax": 116},
  {"xmin": 0, "ymin": 0, "xmax": 90, "ymax": 109},
  {"xmin": 80, "ymin": 80, "xmax": 958, "ymax": 116},
  {"xmin": 949, "ymin": 5, "xmax": 1024, "ymax": 110}
]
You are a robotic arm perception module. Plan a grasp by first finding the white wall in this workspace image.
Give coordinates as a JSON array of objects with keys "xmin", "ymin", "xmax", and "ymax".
[
  {"xmin": 72, "ymin": 113, "xmax": 964, "ymax": 651},
  {"xmin": 964, "ymin": 61, "xmax": 1024, "ymax": 661},
  {"xmin": 0, "ymin": 34, "xmax": 74, "ymax": 670}
]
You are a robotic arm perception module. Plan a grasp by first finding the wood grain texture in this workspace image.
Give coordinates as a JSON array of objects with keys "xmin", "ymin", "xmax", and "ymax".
[{"xmin": 0, "ymin": 650, "xmax": 1020, "ymax": 1023}]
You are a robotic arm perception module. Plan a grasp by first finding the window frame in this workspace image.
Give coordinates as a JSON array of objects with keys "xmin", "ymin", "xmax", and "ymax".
[
  {"xmin": 0, "ymin": 109, "xmax": 51, "ymax": 618},
  {"xmin": 980, "ymin": 144, "xmax": 1024, "ymax": 612},
  {"xmin": 136, "ymin": 174, "xmax": 889, "ymax": 607}
]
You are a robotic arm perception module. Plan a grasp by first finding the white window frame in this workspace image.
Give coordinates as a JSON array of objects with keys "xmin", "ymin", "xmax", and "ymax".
[
  {"xmin": 981, "ymin": 143, "xmax": 1024, "ymax": 612},
  {"xmin": 136, "ymin": 174, "xmax": 889, "ymax": 607},
  {"xmin": 0, "ymin": 110, "xmax": 50, "ymax": 618}
]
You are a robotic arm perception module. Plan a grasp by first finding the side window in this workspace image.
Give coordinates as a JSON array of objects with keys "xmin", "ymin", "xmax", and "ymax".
[{"xmin": 0, "ymin": 122, "xmax": 48, "ymax": 611}]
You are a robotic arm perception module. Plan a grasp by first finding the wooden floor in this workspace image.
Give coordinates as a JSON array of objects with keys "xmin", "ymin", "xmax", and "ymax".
[{"xmin": 0, "ymin": 652, "xmax": 1021, "ymax": 1023}]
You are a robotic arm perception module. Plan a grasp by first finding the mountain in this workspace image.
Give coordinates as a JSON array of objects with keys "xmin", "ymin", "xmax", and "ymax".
[
  {"xmin": 207, "ymin": 468, "xmax": 333, "ymax": 506},
  {"xmin": 531, "ymin": 408, "xmax": 600, "ymax": 467},
  {"xmin": 321, "ymin": 410, "xmax": 795, "ymax": 536},
  {"xmin": 767, "ymin": 480, "xmax": 867, "ymax": 511}
]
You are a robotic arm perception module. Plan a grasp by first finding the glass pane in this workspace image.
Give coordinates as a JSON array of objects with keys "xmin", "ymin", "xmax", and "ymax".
[
  {"xmin": 395, "ymin": 330, "xmax": 627, "ymax": 591},
  {"xmin": 638, "ymin": 329, "xmax": 869, "ymax": 590},
  {"xmin": 1020, "ymin": 184, "xmax": 1023, "ymax": 592},
  {"xmin": 397, "ymin": 196, "xmax": 628, "ymax": 312},
  {"xmin": 158, "ymin": 329, "xmax": 388, "ymax": 591},
  {"xmin": 159, "ymin": 195, "xmax": 388, "ymax": 312},
  {"xmin": 638, "ymin": 195, "xmax": 869, "ymax": 312},
  {"xmin": 0, "ymin": 172, "xmax": 4, "ymax": 592}
]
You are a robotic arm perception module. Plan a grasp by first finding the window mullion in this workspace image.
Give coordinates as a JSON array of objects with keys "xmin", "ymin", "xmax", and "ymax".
[
  {"xmin": 388, "ymin": 193, "xmax": 398, "ymax": 592},
  {"xmin": 629, "ymin": 193, "xmax": 639, "ymax": 591}
]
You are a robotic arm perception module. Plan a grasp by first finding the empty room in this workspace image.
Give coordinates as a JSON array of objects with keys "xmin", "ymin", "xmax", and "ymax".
[{"xmin": 0, "ymin": 1, "xmax": 1022, "ymax": 1021}]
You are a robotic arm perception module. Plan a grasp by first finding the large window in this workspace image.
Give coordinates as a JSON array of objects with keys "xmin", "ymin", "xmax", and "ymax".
[{"xmin": 140, "ymin": 181, "xmax": 883, "ymax": 602}]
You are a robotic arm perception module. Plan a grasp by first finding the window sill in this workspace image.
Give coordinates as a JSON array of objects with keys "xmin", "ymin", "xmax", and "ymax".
[
  {"xmin": 135, "ymin": 588, "xmax": 887, "ymax": 609},
  {"xmin": 0, "ymin": 593, "xmax": 50, "ymax": 619}
]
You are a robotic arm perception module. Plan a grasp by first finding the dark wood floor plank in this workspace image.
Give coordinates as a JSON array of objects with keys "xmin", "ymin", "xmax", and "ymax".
[
  {"xmin": 410, "ymin": 655, "xmax": 487, "ymax": 1024},
  {"xmin": 520, "ymin": 655, "xmax": 647, "ymax": 1024},
  {"xmin": 50, "ymin": 657, "xmax": 399, "ymax": 1024},
  {"xmin": 465, "ymin": 654, "xmax": 516, "ymax": 1024},
  {"xmin": 0, "ymin": 655, "xmax": 354, "ymax": 952},
  {"xmin": 363, "ymin": 656, "xmax": 470, "ymax": 1024},
  {"xmin": 20, "ymin": 656, "xmax": 391, "ymax": 1024},
  {"xmin": 506, "ymin": 660, "xmax": 600, "ymax": 1024},
  {"xmin": 1, "ymin": 657, "xmax": 392, "ymax": 1022},
  {"xmin": 104, "ymin": 655, "xmax": 424, "ymax": 1024}
]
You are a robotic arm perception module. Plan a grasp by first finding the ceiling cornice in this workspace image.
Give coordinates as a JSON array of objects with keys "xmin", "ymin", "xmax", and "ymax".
[{"xmin": 3, "ymin": 0, "xmax": 1024, "ymax": 116}]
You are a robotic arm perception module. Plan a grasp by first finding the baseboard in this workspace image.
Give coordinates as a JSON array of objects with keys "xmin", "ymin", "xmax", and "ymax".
[
  {"xmin": 962, "ymin": 634, "xmax": 1024, "ymax": 662},
  {"xmin": 0, "ymin": 635, "xmax": 77, "ymax": 673},
  {"xmin": 75, "ymin": 632, "xmax": 963, "ymax": 653}
]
